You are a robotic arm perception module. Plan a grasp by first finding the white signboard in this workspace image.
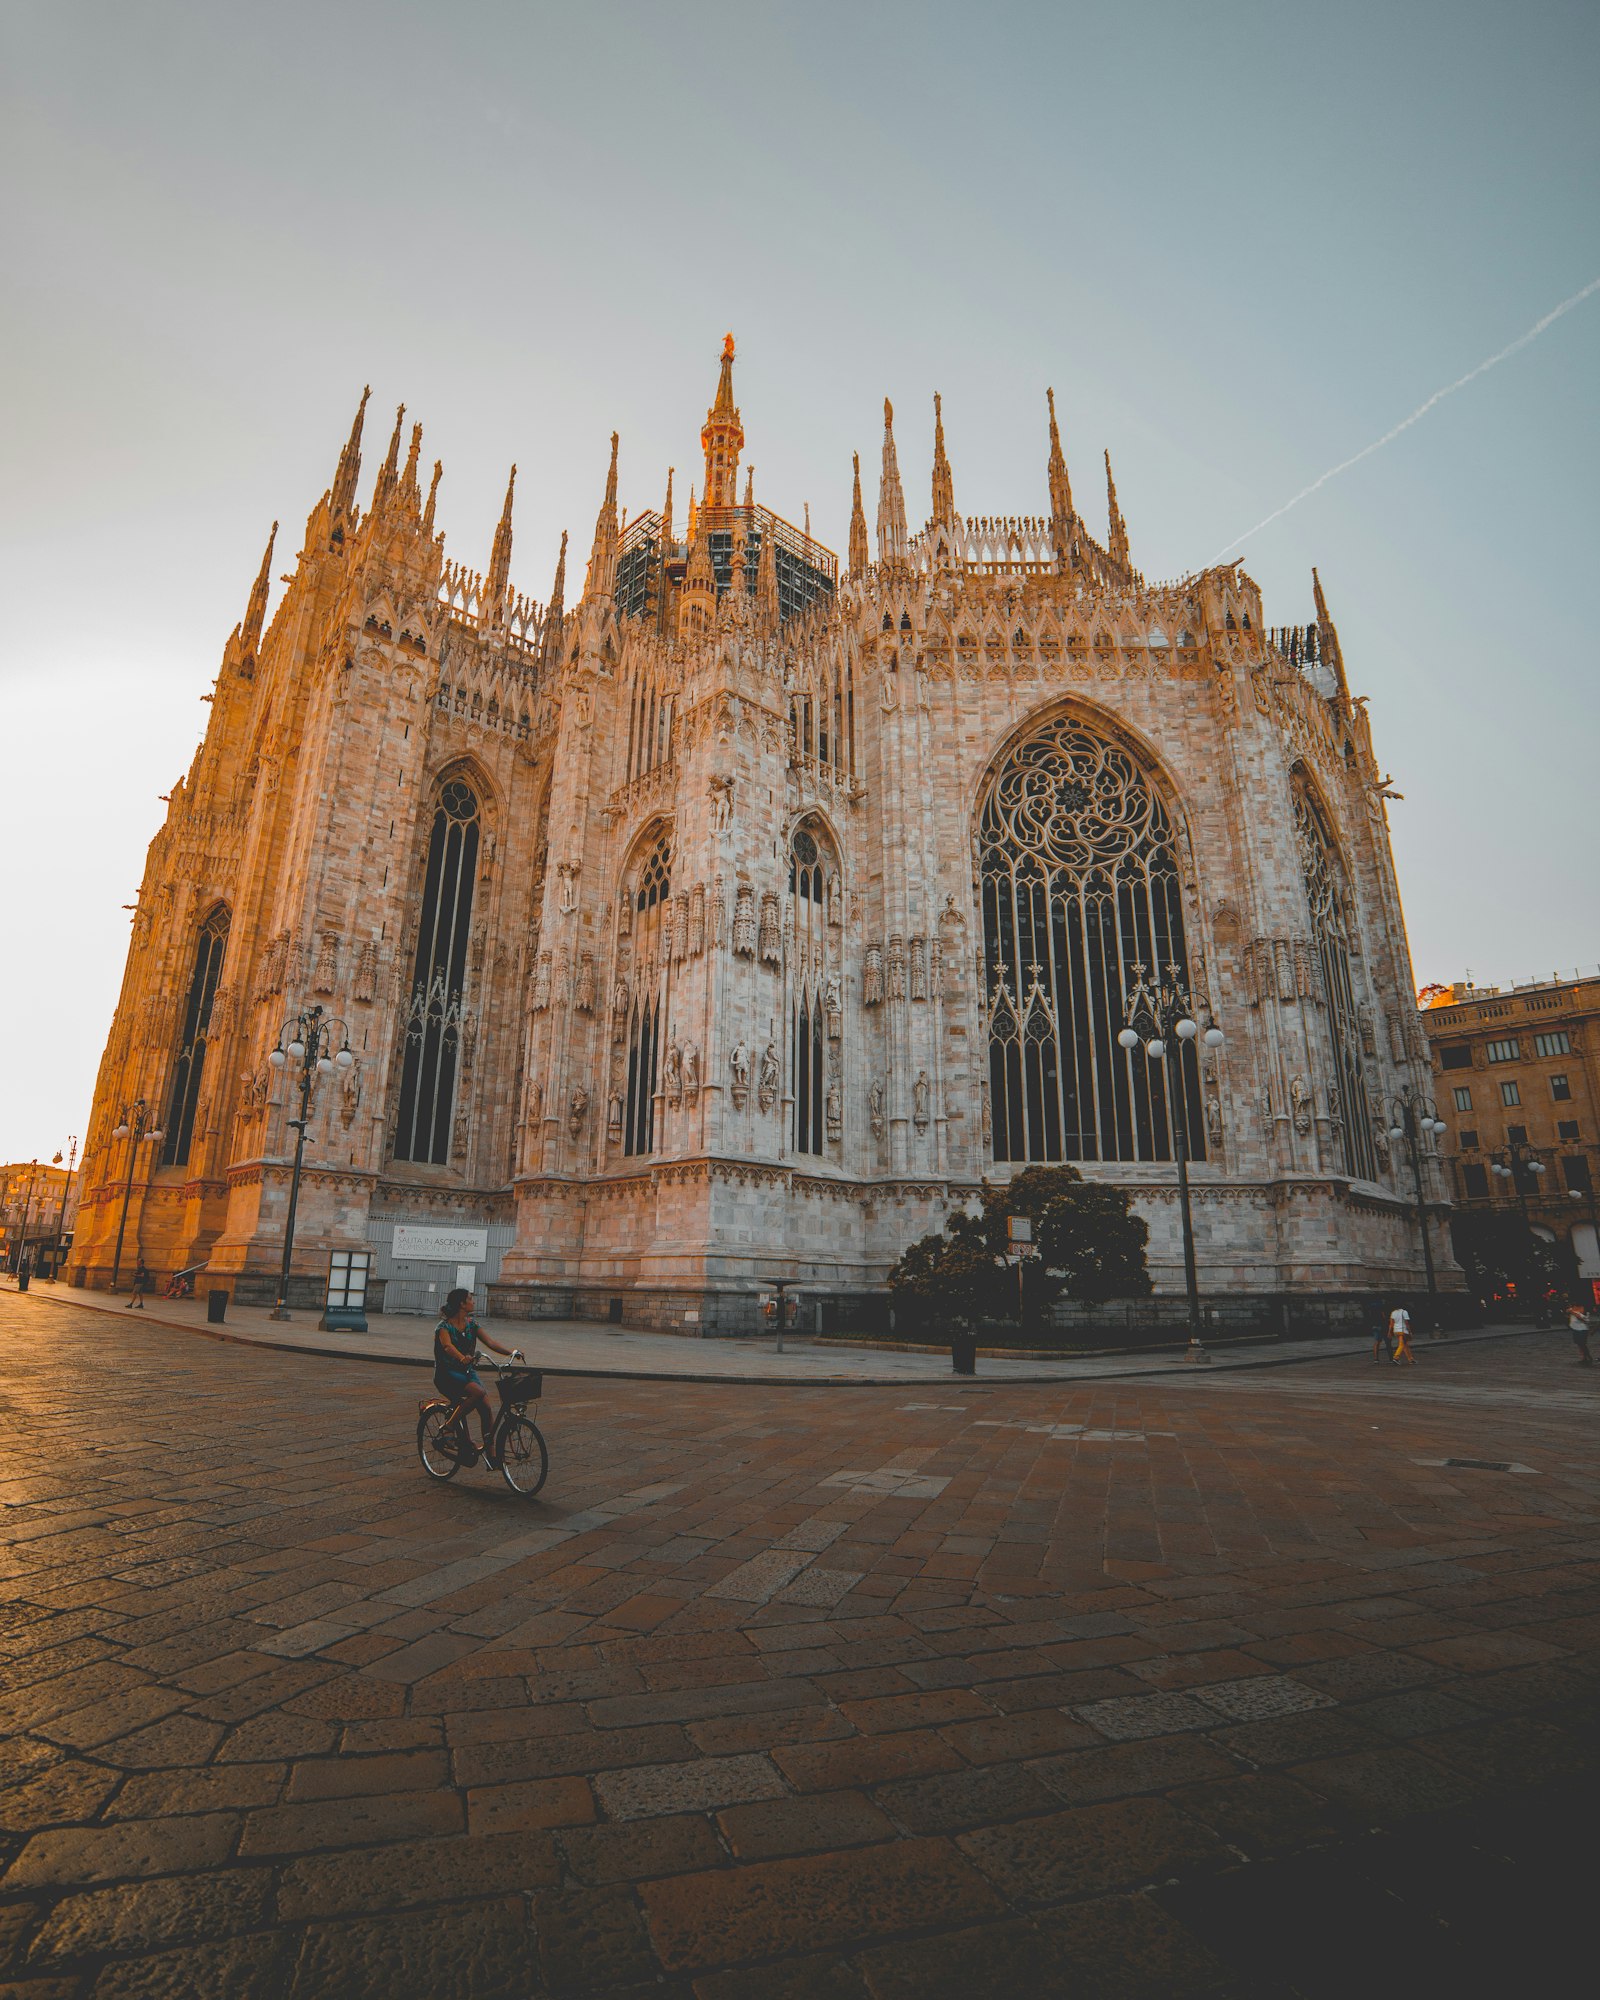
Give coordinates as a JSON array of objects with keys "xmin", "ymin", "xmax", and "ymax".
[{"xmin": 391, "ymin": 1224, "xmax": 489, "ymax": 1264}]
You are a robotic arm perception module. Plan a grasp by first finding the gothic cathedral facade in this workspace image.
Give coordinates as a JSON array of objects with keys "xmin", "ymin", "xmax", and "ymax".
[{"xmin": 69, "ymin": 339, "xmax": 1449, "ymax": 1324}]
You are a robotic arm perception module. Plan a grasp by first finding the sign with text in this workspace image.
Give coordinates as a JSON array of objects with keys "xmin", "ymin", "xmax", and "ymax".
[{"xmin": 391, "ymin": 1224, "xmax": 489, "ymax": 1264}]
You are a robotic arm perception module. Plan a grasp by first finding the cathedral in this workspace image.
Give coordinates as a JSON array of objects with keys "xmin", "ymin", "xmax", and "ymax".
[{"xmin": 68, "ymin": 337, "xmax": 1453, "ymax": 1327}]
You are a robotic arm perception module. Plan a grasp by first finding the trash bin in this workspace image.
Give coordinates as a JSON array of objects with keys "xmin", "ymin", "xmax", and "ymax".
[
  {"xmin": 206, "ymin": 1289, "xmax": 228, "ymax": 1325},
  {"xmin": 950, "ymin": 1328, "xmax": 977, "ymax": 1376},
  {"xmin": 15, "ymin": 1268, "xmax": 29, "ymax": 1293}
]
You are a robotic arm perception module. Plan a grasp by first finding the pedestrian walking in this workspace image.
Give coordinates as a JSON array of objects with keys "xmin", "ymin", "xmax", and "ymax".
[
  {"xmin": 1388, "ymin": 1302, "xmax": 1416, "ymax": 1366},
  {"xmin": 1569, "ymin": 1305, "xmax": 1593, "ymax": 1367},
  {"xmin": 126, "ymin": 1260, "xmax": 151, "ymax": 1310},
  {"xmin": 1372, "ymin": 1306, "xmax": 1393, "ymax": 1365}
]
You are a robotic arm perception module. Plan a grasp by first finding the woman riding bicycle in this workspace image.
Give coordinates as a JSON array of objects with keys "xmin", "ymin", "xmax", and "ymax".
[{"xmin": 432, "ymin": 1288, "xmax": 515, "ymax": 1465}]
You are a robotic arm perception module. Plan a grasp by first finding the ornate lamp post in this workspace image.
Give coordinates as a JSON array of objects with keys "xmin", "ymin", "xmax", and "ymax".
[
  {"xmin": 1490, "ymin": 1138, "xmax": 1548, "ymax": 1311},
  {"xmin": 266, "ymin": 1005, "xmax": 354, "ymax": 1320},
  {"xmin": 8, "ymin": 1160, "xmax": 39, "ymax": 1283},
  {"xmin": 1119, "ymin": 967, "xmax": 1225, "ymax": 1363},
  {"xmin": 47, "ymin": 1136, "xmax": 78, "ymax": 1281},
  {"xmin": 1384, "ymin": 1087, "xmax": 1446, "ymax": 1335},
  {"xmin": 109, "ymin": 1103, "xmax": 165, "ymax": 1291}
]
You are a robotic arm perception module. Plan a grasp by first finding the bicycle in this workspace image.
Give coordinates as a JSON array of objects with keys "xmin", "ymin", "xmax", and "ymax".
[{"xmin": 416, "ymin": 1353, "xmax": 549, "ymax": 1496}]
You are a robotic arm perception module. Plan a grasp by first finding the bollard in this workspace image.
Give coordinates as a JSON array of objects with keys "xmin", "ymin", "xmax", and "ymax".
[
  {"xmin": 950, "ymin": 1329, "xmax": 977, "ymax": 1376},
  {"xmin": 206, "ymin": 1289, "xmax": 228, "ymax": 1325}
]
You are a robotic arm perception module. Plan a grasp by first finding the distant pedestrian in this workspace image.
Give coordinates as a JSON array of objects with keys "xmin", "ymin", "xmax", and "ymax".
[
  {"xmin": 126, "ymin": 1260, "xmax": 151, "ymax": 1310},
  {"xmin": 1569, "ymin": 1306, "xmax": 1593, "ymax": 1367},
  {"xmin": 1388, "ymin": 1303, "xmax": 1416, "ymax": 1366},
  {"xmin": 1372, "ymin": 1307, "xmax": 1392, "ymax": 1365}
]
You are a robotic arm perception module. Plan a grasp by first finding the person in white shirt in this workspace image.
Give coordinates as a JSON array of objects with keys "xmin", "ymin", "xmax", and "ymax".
[{"xmin": 1387, "ymin": 1304, "xmax": 1416, "ymax": 1365}]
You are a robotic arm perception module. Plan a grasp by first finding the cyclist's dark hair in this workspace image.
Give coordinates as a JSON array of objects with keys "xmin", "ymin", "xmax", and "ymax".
[{"xmin": 443, "ymin": 1287, "xmax": 473, "ymax": 1317}]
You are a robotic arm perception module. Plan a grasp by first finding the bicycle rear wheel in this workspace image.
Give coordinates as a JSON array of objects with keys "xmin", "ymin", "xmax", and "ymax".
[
  {"xmin": 498, "ymin": 1415, "xmax": 548, "ymax": 1496},
  {"xmin": 417, "ymin": 1406, "xmax": 465, "ymax": 1480}
]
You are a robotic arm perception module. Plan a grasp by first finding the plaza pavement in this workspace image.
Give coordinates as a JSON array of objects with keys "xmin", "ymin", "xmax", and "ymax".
[
  {"xmin": 11, "ymin": 1278, "xmax": 1527, "ymax": 1385},
  {"xmin": 0, "ymin": 1289, "xmax": 1595, "ymax": 1996}
]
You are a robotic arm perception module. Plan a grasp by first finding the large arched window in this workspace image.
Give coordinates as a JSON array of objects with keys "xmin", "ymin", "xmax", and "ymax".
[
  {"xmin": 394, "ymin": 777, "xmax": 480, "ymax": 1164},
  {"xmin": 789, "ymin": 823, "xmax": 836, "ymax": 1155},
  {"xmin": 624, "ymin": 833, "xmax": 671, "ymax": 1157},
  {"xmin": 1294, "ymin": 780, "xmax": 1379, "ymax": 1180},
  {"xmin": 162, "ymin": 905, "xmax": 229, "ymax": 1166},
  {"xmin": 980, "ymin": 712, "xmax": 1203, "ymax": 1164}
]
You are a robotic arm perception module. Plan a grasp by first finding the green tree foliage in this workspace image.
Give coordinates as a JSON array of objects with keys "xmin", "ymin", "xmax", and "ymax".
[{"xmin": 888, "ymin": 1165, "xmax": 1151, "ymax": 1332}]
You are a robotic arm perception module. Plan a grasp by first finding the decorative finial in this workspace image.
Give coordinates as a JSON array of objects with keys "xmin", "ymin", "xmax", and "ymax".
[
  {"xmin": 486, "ymin": 463, "xmax": 517, "ymax": 606},
  {"xmin": 931, "ymin": 391, "xmax": 955, "ymax": 527}
]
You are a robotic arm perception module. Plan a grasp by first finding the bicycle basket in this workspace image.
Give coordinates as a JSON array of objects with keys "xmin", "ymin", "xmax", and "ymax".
[{"xmin": 496, "ymin": 1368, "xmax": 543, "ymax": 1406}]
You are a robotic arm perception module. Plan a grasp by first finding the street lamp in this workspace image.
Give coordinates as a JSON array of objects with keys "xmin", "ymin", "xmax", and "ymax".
[
  {"xmin": 1120, "ymin": 965, "xmax": 1225, "ymax": 1363},
  {"xmin": 108, "ymin": 1103, "xmax": 165, "ymax": 1291},
  {"xmin": 8, "ymin": 1160, "xmax": 39, "ymax": 1285},
  {"xmin": 266, "ymin": 1005, "xmax": 354, "ymax": 1320},
  {"xmin": 1385, "ymin": 1087, "xmax": 1446, "ymax": 1336},
  {"xmin": 47, "ymin": 1136, "xmax": 78, "ymax": 1282}
]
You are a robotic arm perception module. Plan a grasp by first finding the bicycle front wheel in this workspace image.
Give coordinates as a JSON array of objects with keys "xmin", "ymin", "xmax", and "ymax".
[
  {"xmin": 417, "ymin": 1406, "xmax": 464, "ymax": 1481},
  {"xmin": 498, "ymin": 1415, "xmax": 548, "ymax": 1496}
]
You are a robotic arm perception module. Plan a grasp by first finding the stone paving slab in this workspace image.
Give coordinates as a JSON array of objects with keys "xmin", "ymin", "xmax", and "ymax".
[{"xmin": 0, "ymin": 1290, "xmax": 1595, "ymax": 1994}]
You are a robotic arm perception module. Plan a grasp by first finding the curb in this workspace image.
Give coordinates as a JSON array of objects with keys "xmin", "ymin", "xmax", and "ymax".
[{"xmin": 12, "ymin": 1284, "xmax": 1531, "ymax": 1388}]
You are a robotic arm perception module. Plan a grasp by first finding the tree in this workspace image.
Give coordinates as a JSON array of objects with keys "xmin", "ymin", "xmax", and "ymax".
[{"xmin": 888, "ymin": 1165, "xmax": 1151, "ymax": 1335}]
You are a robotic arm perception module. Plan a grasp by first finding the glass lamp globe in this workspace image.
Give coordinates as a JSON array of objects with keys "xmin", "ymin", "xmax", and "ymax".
[
  {"xmin": 112, "ymin": 1123, "xmax": 129, "ymax": 1139},
  {"xmin": 146, "ymin": 1129, "xmax": 164, "ymax": 1143},
  {"xmin": 267, "ymin": 1049, "xmax": 286, "ymax": 1069},
  {"xmin": 1116, "ymin": 1028, "xmax": 1140, "ymax": 1051},
  {"xmin": 1203, "ymin": 1025, "xmax": 1225, "ymax": 1048},
  {"xmin": 1529, "ymin": 1160, "xmax": 1546, "ymax": 1174},
  {"xmin": 1175, "ymin": 1018, "xmax": 1198, "ymax": 1040},
  {"xmin": 1387, "ymin": 1125, "xmax": 1404, "ymax": 1142},
  {"xmin": 286, "ymin": 1039, "xmax": 306, "ymax": 1061},
  {"xmin": 335, "ymin": 1048, "xmax": 355, "ymax": 1069},
  {"xmin": 316, "ymin": 1056, "xmax": 335, "ymax": 1076},
  {"xmin": 1146, "ymin": 1039, "xmax": 1166, "ymax": 1060}
]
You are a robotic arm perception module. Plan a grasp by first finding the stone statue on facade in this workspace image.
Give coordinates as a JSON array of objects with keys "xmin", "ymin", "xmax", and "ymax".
[{"xmin": 758, "ymin": 1042, "xmax": 780, "ymax": 1113}]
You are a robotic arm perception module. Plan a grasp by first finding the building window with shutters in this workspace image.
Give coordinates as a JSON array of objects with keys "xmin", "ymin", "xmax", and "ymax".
[
  {"xmin": 1453, "ymin": 1086, "xmax": 1472, "ymax": 1111},
  {"xmin": 1500, "ymin": 1081, "xmax": 1521, "ymax": 1108},
  {"xmin": 1486, "ymin": 1038, "xmax": 1520, "ymax": 1063}
]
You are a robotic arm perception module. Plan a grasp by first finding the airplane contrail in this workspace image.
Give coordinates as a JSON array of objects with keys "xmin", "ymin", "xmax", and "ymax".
[{"xmin": 1211, "ymin": 275, "xmax": 1600, "ymax": 563}]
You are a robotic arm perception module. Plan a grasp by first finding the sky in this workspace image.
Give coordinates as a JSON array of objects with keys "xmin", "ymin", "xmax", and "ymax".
[{"xmin": 1, "ymin": 0, "xmax": 1597, "ymax": 1165}]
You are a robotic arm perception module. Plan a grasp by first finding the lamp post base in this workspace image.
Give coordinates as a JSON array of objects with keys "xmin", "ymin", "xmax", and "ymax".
[{"xmin": 269, "ymin": 1308, "xmax": 291, "ymax": 1322}]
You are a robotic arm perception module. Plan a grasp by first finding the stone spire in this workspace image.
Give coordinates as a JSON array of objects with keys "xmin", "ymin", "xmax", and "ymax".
[
  {"xmin": 1312, "ymin": 566, "xmax": 1351, "ymax": 711},
  {"xmin": 399, "ymin": 422, "xmax": 423, "ymax": 512},
  {"xmin": 876, "ymin": 399, "xmax": 907, "ymax": 565},
  {"xmin": 423, "ymin": 460, "xmax": 443, "ymax": 535},
  {"xmin": 372, "ymin": 404, "xmax": 406, "ymax": 512},
  {"xmin": 685, "ymin": 483, "xmax": 698, "ymax": 546},
  {"xmin": 584, "ymin": 433, "xmax": 620, "ymax": 601},
  {"xmin": 1046, "ymin": 389, "xmax": 1073, "ymax": 529},
  {"xmin": 240, "ymin": 521, "xmax": 278, "ymax": 655},
  {"xmin": 678, "ymin": 510, "xmax": 717, "ymax": 640},
  {"xmin": 848, "ymin": 452, "xmax": 869, "ymax": 576},
  {"xmin": 931, "ymin": 392, "xmax": 955, "ymax": 526},
  {"xmin": 1104, "ymin": 450, "xmax": 1129, "ymax": 569},
  {"xmin": 486, "ymin": 465, "xmax": 517, "ymax": 606},
  {"xmin": 701, "ymin": 332, "xmax": 744, "ymax": 510},
  {"xmin": 329, "ymin": 386, "xmax": 370, "ymax": 524},
  {"xmin": 661, "ymin": 466, "xmax": 674, "ymax": 546},
  {"xmin": 542, "ymin": 531, "xmax": 568, "ymax": 668},
  {"xmin": 756, "ymin": 511, "xmax": 780, "ymax": 631}
]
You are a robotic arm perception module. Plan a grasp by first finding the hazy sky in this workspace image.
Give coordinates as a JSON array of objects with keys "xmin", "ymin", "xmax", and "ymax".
[{"xmin": 2, "ymin": 0, "xmax": 1597, "ymax": 1164}]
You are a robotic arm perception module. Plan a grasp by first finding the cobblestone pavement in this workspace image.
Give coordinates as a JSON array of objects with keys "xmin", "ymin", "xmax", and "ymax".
[{"xmin": 1, "ymin": 1292, "xmax": 1596, "ymax": 1997}]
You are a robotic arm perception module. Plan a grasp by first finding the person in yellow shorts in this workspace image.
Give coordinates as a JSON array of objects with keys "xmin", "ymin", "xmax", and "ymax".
[{"xmin": 1388, "ymin": 1303, "xmax": 1416, "ymax": 1365}]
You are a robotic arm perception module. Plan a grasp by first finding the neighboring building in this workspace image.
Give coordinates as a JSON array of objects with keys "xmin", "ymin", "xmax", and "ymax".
[
  {"xmin": 1422, "ymin": 973, "xmax": 1600, "ymax": 1287},
  {"xmin": 1, "ymin": 1162, "xmax": 72, "ymax": 1274},
  {"xmin": 68, "ymin": 338, "xmax": 1447, "ymax": 1325}
]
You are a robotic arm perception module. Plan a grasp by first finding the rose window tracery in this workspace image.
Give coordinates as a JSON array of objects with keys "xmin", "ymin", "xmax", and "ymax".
[{"xmin": 979, "ymin": 713, "xmax": 1204, "ymax": 1164}]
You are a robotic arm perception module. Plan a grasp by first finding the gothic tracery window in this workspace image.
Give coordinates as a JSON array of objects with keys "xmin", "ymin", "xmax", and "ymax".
[
  {"xmin": 162, "ymin": 904, "xmax": 229, "ymax": 1166},
  {"xmin": 789, "ymin": 823, "xmax": 836, "ymax": 1155},
  {"xmin": 980, "ymin": 713, "xmax": 1203, "ymax": 1164},
  {"xmin": 1293, "ymin": 779, "xmax": 1379, "ymax": 1181},
  {"xmin": 624, "ymin": 833, "xmax": 671, "ymax": 1156},
  {"xmin": 394, "ymin": 777, "xmax": 480, "ymax": 1165}
]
